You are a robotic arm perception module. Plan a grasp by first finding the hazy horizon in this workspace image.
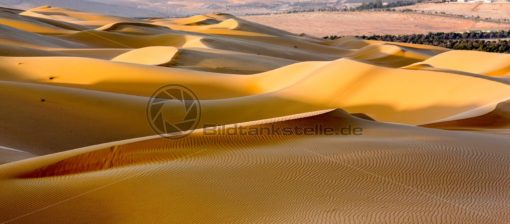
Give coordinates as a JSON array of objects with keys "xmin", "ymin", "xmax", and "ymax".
[{"xmin": 0, "ymin": 0, "xmax": 371, "ymax": 17}]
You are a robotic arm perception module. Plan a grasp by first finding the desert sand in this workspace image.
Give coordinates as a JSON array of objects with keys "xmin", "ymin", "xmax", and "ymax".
[{"xmin": 0, "ymin": 5, "xmax": 510, "ymax": 223}]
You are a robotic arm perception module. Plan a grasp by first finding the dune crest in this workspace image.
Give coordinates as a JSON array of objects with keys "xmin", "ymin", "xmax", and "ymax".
[
  {"xmin": 407, "ymin": 50, "xmax": 510, "ymax": 78},
  {"xmin": 111, "ymin": 46, "xmax": 179, "ymax": 66},
  {"xmin": 425, "ymin": 100, "xmax": 510, "ymax": 132}
]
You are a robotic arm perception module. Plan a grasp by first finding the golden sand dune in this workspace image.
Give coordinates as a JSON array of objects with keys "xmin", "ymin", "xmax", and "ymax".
[
  {"xmin": 1, "ymin": 110, "xmax": 510, "ymax": 223},
  {"xmin": 327, "ymin": 36, "xmax": 373, "ymax": 49},
  {"xmin": 111, "ymin": 46, "xmax": 179, "ymax": 66},
  {"xmin": 2, "ymin": 56, "xmax": 509, "ymax": 125},
  {"xmin": 167, "ymin": 47, "xmax": 297, "ymax": 74},
  {"xmin": 426, "ymin": 100, "xmax": 510, "ymax": 132},
  {"xmin": 346, "ymin": 43, "xmax": 433, "ymax": 67},
  {"xmin": 169, "ymin": 14, "xmax": 220, "ymax": 25},
  {"xmin": 1, "ymin": 6, "xmax": 510, "ymax": 223},
  {"xmin": 408, "ymin": 50, "xmax": 510, "ymax": 78},
  {"xmin": 96, "ymin": 22, "xmax": 174, "ymax": 35},
  {"xmin": 111, "ymin": 46, "xmax": 295, "ymax": 73},
  {"xmin": 0, "ymin": 24, "xmax": 83, "ymax": 48},
  {"xmin": 1, "ymin": 6, "xmax": 88, "ymax": 35},
  {"xmin": 20, "ymin": 5, "xmax": 138, "ymax": 27},
  {"xmin": 154, "ymin": 14, "xmax": 295, "ymax": 38},
  {"xmin": 0, "ymin": 10, "xmax": 77, "ymax": 34}
]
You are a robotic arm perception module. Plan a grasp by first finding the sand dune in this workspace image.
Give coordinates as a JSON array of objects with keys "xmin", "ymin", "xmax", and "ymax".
[
  {"xmin": 111, "ymin": 46, "xmax": 179, "ymax": 66},
  {"xmin": 426, "ymin": 100, "xmax": 510, "ymax": 132},
  {"xmin": 0, "ymin": 24, "xmax": 83, "ymax": 48},
  {"xmin": 408, "ymin": 50, "xmax": 510, "ymax": 78},
  {"xmin": 20, "ymin": 5, "xmax": 137, "ymax": 27},
  {"xmin": 345, "ymin": 43, "xmax": 435, "ymax": 67},
  {"xmin": 0, "ymin": 6, "xmax": 510, "ymax": 223},
  {"xmin": 1, "ymin": 110, "xmax": 510, "ymax": 223},
  {"xmin": 2, "ymin": 56, "xmax": 509, "ymax": 127}
]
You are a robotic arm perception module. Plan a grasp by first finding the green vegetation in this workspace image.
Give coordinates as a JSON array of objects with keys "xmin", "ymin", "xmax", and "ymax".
[
  {"xmin": 356, "ymin": 0, "xmax": 416, "ymax": 10},
  {"xmin": 324, "ymin": 30, "xmax": 510, "ymax": 53},
  {"xmin": 244, "ymin": 0, "xmax": 417, "ymax": 16}
]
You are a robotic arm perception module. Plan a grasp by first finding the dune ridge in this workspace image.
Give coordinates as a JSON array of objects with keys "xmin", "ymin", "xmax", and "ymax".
[
  {"xmin": 2, "ymin": 110, "xmax": 510, "ymax": 223},
  {"xmin": 0, "ymin": 6, "xmax": 510, "ymax": 223}
]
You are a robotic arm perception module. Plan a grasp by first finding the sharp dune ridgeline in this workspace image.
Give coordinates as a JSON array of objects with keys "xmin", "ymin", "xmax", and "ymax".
[{"xmin": 1, "ymin": 5, "xmax": 510, "ymax": 224}]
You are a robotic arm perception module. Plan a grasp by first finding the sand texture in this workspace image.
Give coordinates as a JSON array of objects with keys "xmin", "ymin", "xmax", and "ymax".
[{"xmin": 1, "ymin": 6, "xmax": 510, "ymax": 224}]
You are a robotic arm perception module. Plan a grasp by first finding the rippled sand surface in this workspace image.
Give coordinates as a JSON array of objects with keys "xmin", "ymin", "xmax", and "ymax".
[{"xmin": 1, "ymin": 5, "xmax": 510, "ymax": 223}]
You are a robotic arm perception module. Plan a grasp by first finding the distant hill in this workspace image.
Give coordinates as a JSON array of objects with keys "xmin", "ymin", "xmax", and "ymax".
[
  {"xmin": 0, "ymin": 0, "xmax": 166, "ymax": 17},
  {"xmin": 0, "ymin": 0, "xmax": 420, "ymax": 17}
]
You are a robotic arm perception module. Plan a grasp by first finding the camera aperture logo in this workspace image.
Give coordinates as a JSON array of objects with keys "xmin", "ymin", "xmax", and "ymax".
[{"xmin": 146, "ymin": 85, "xmax": 201, "ymax": 139}]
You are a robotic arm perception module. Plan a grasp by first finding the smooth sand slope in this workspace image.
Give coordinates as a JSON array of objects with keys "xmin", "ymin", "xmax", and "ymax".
[
  {"xmin": 0, "ymin": 6, "xmax": 510, "ymax": 223},
  {"xmin": 407, "ymin": 50, "xmax": 510, "ymax": 78}
]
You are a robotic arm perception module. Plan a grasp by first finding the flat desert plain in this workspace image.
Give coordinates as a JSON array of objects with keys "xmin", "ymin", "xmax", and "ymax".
[
  {"xmin": 243, "ymin": 11, "xmax": 510, "ymax": 37},
  {"xmin": 398, "ymin": 2, "xmax": 510, "ymax": 20},
  {"xmin": 0, "ymin": 5, "xmax": 510, "ymax": 224}
]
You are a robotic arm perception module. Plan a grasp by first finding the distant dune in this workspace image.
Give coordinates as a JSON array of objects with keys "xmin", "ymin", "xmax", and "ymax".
[
  {"xmin": 0, "ymin": 0, "xmax": 165, "ymax": 17},
  {"xmin": 1, "ymin": 6, "xmax": 510, "ymax": 223}
]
